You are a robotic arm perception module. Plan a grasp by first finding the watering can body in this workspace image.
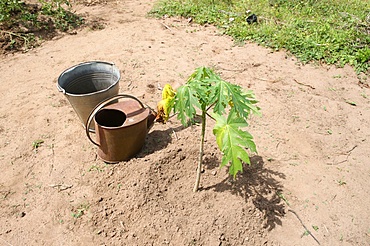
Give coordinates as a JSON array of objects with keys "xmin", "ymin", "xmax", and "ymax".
[{"xmin": 86, "ymin": 94, "xmax": 156, "ymax": 163}]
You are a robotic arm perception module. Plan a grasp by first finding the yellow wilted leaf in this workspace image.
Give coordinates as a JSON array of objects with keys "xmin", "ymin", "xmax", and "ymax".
[
  {"xmin": 156, "ymin": 84, "xmax": 176, "ymax": 123},
  {"xmin": 162, "ymin": 84, "xmax": 176, "ymax": 100}
]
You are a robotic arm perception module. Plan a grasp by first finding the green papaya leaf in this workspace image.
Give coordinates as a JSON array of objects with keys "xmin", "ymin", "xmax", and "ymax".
[
  {"xmin": 173, "ymin": 84, "xmax": 201, "ymax": 126},
  {"xmin": 187, "ymin": 67, "xmax": 217, "ymax": 107},
  {"xmin": 222, "ymin": 145, "xmax": 251, "ymax": 177},
  {"xmin": 209, "ymin": 78, "xmax": 231, "ymax": 115},
  {"xmin": 208, "ymin": 73, "xmax": 261, "ymax": 121},
  {"xmin": 188, "ymin": 66, "xmax": 218, "ymax": 83},
  {"xmin": 213, "ymin": 112, "xmax": 257, "ymax": 178}
]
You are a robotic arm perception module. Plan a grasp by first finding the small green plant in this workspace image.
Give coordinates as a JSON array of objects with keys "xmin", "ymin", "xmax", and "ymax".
[
  {"xmin": 337, "ymin": 178, "xmax": 347, "ymax": 186},
  {"xmin": 88, "ymin": 165, "xmax": 105, "ymax": 172},
  {"xmin": 345, "ymin": 100, "xmax": 357, "ymax": 106},
  {"xmin": 302, "ymin": 230, "xmax": 310, "ymax": 237},
  {"xmin": 32, "ymin": 139, "xmax": 44, "ymax": 151},
  {"xmin": 277, "ymin": 191, "xmax": 290, "ymax": 206},
  {"xmin": 71, "ymin": 203, "xmax": 90, "ymax": 218},
  {"xmin": 161, "ymin": 67, "xmax": 260, "ymax": 192}
]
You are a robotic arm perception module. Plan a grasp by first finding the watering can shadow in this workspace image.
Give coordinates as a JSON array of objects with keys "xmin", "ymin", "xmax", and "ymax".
[{"xmin": 86, "ymin": 94, "xmax": 156, "ymax": 163}]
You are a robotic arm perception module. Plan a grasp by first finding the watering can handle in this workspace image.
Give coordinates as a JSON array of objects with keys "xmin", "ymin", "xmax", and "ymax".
[{"xmin": 85, "ymin": 94, "xmax": 145, "ymax": 146}]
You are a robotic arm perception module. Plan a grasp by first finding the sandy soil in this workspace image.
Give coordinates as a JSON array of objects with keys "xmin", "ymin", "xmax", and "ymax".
[{"xmin": 0, "ymin": 0, "xmax": 369, "ymax": 245}]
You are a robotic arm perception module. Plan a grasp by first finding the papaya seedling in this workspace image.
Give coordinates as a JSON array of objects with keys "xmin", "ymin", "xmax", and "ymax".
[{"xmin": 157, "ymin": 67, "xmax": 260, "ymax": 192}]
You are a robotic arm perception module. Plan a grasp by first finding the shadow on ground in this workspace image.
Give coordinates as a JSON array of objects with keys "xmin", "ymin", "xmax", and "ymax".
[
  {"xmin": 204, "ymin": 156, "xmax": 286, "ymax": 231},
  {"xmin": 138, "ymin": 125, "xmax": 184, "ymax": 156}
]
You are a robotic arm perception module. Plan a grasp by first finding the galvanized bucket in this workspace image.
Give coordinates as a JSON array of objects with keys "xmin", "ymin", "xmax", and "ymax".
[{"xmin": 57, "ymin": 61, "xmax": 120, "ymax": 130}]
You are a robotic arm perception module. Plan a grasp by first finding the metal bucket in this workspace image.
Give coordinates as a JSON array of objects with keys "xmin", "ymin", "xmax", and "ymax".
[{"xmin": 57, "ymin": 61, "xmax": 120, "ymax": 130}]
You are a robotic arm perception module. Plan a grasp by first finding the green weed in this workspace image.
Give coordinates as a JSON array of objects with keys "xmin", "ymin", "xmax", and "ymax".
[
  {"xmin": 32, "ymin": 139, "xmax": 44, "ymax": 150},
  {"xmin": 302, "ymin": 229, "xmax": 310, "ymax": 237},
  {"xmin": 345, "ymin": 100, "xmax": 357, "ymax": 106},
  {"xmin": 88, "ymin": 165, "xmax": 105, "ymax": 172},
  {"xmin": 149, "ymin": 0, "xmax": 370, "ymax": 74},
  {"xmin": 32, "ymin": 139, "xmax": 44, "ymax": 153},
  {"xmin": 0, "ymin": 0, "xmax": 84, "ymax": 51},
  {"xmin": 337, "ymin": 178, "xmax": 346, "ymax": 186},
  {"xmin": 71, "ymin": 203, "xmax": 90, "ymax": 218},
  {"xmin": 277, "ymin": 191, "xmax": 290, "ymax": 206}
]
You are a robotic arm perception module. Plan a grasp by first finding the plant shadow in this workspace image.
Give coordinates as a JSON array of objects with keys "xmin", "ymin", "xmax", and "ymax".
[
  {"xmin": 137, "ymin": 125, "xmax": 184, "ymax": 157},
  {"xmin": 203, "ymin": 156, "xmax": 286, "ymax": 231}
]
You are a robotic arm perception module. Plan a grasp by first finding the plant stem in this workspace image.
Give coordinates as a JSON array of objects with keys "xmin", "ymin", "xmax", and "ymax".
[{"xmin": 193, "ymin": 110, "xmax": 206, "ymax": 192}]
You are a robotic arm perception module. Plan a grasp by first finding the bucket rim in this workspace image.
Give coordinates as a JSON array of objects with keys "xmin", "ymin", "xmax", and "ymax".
[{"xmin": 57, "ymin": 61, "xmax": 120, "ymax": 96}]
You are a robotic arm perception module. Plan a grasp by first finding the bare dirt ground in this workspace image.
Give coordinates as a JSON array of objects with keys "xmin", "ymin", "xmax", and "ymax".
[{"xmin": 0, "ymin": 0, "xmax": 369, "ymax": 245}]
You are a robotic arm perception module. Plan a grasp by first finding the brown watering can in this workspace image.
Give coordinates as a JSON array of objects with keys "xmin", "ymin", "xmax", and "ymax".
[{"xmin": 86, "ymin": 94, "xmax": 156, "ymax": 163}]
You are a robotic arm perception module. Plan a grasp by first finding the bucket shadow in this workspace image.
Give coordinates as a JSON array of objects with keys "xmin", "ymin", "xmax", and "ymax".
[{"xmin": 203, "ymin": 156, "xmax": 286, "ymax": 231}]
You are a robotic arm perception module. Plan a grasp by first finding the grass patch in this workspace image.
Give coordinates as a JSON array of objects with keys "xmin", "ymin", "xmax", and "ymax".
[
  {"xmin": 149, "ymin": 0, "xmax": 370, "ymax": 74},
  {"xmin": 0, "ymin": 0, "xmax": 84, "ymax": 52}
]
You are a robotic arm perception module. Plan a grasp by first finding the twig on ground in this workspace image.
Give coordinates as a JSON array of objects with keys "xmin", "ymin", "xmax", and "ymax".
[
  {"xmin": 293, "ymin": 79, "xmax": 315, "ymax": 89},
  {"xmin": 253, "ymin": 77, "xmax": 283, "ymax": 83},
  {"xmin": 346, "ymin": 145, "xmax": 358, "ymax": 154},
  {"xmin": 171, "ymin": 128, "xmax": 178, "ymax": 140},
  {"xmin": 323, "ymin": 224, "xmax": 329, "ymax": 233},
  {"xmin": 1, "ymin": 30, "xmax": 25, "ymax": 39},
  {"xmin": 327, "ymin": 145, "xmax": 358, "ymax": 165},
  {"xmin": 0, "ymin": 30, "xmax": 31, "ymax": 48},
  {"xmin": 218, "ymin": 66, "xmax": 249, "ymax": 72},
  {"xmin": 49, "ymin": 184, "xmax": 73, "ymax": 191},
  {"xmin": 26, "ymin": 163, "xmax": 36, "ymax": 178},
  {"xmin": 120, "ymin": 221, "xmax": 126, "ymax": 231},
  {"xmin": 289, "ymin": 209, "xmax": 321, "ymax": 245},
  {"xmin": 49, "ymin": 143, "xmax": 55, "ymax": 176},
  {"xmin": 160, "ymin": 22, "xmax": 172, "ymax": 32}
]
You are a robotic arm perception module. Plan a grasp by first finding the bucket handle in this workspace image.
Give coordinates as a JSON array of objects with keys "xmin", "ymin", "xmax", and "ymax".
[
  {"xmin": 85, "ymin": 94, "xmax": 145, "ymax": 147},
  {"xmin": 57, "ymin": 84, "xmax": 65, "ymax": 94}
]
